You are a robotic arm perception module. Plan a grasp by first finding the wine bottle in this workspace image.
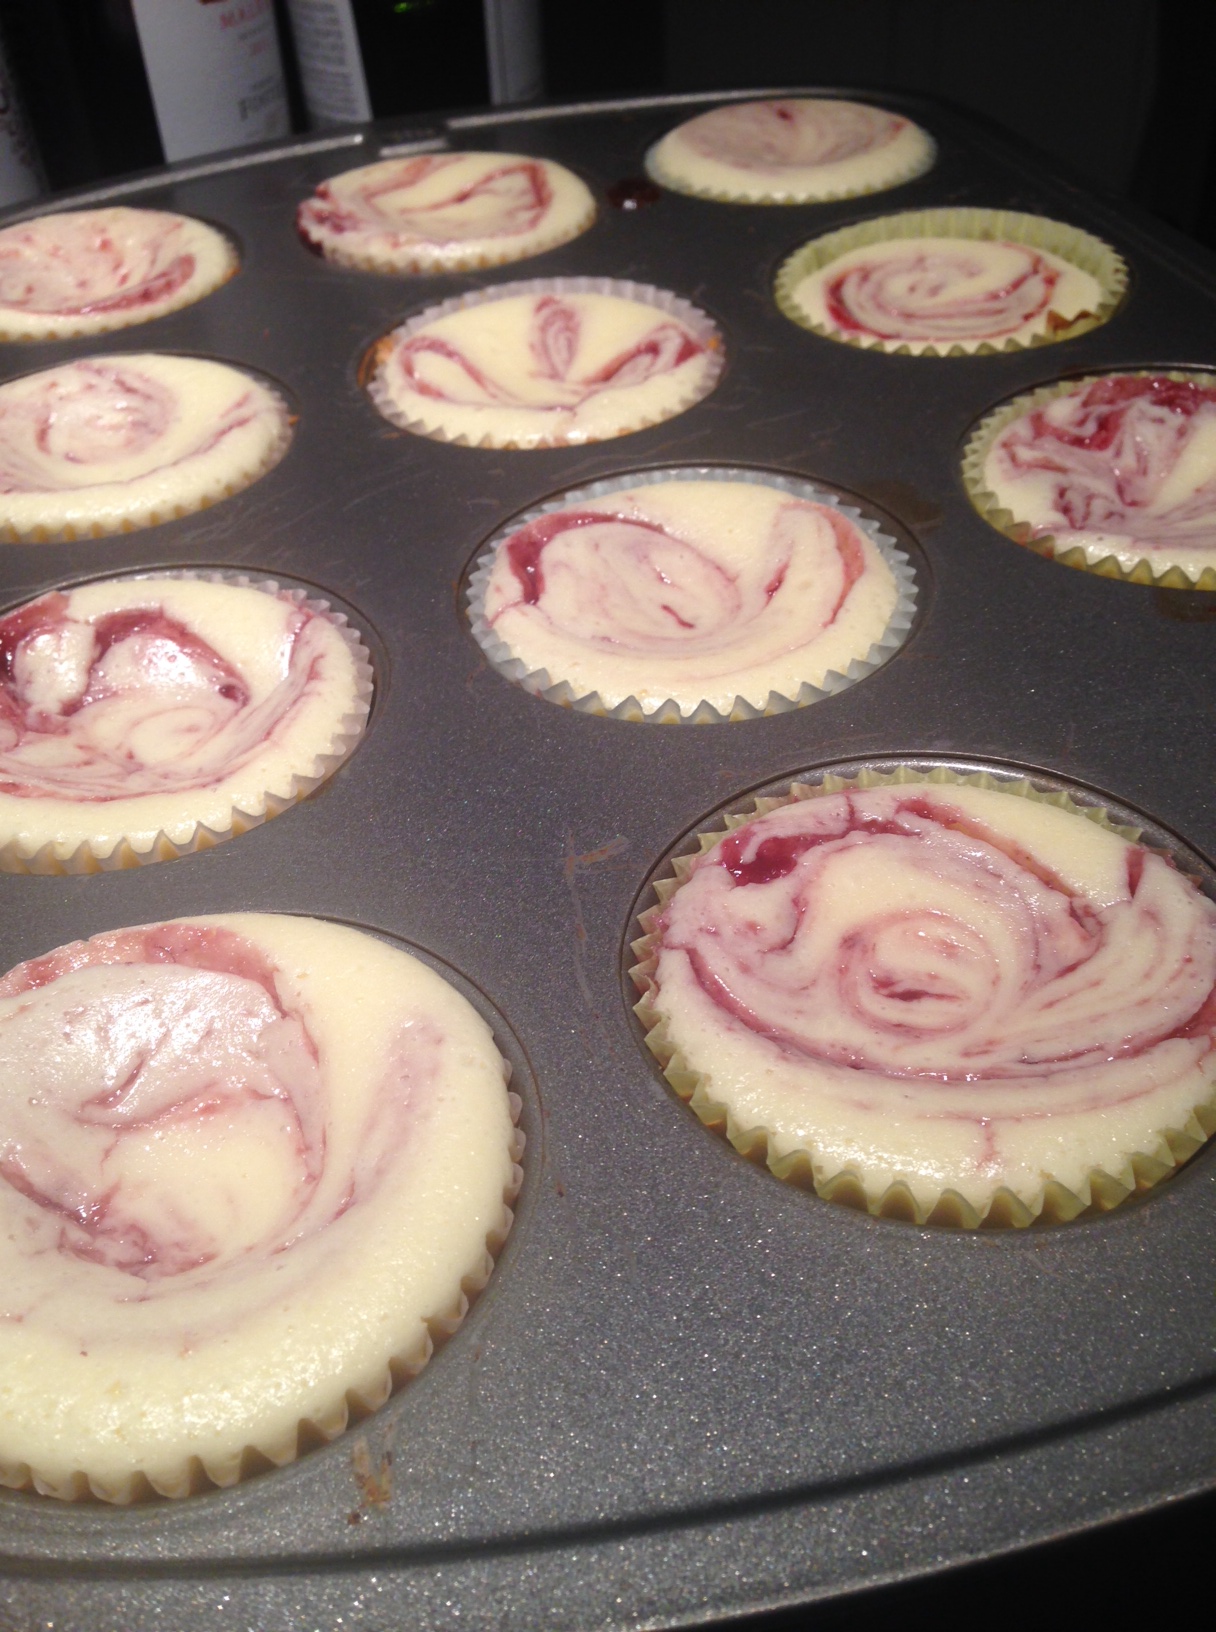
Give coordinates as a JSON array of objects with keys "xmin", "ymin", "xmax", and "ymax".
[
  {"xmin": 0, "ymin": 30, "xmax": 42, "ymax": 207},
  {"xmin": 0, "ymin": 0, "xmax": 292, "ymax": 193},
  {"xmin": 283, "ymin": 0, "xmax": 540, "ymax": 129}
]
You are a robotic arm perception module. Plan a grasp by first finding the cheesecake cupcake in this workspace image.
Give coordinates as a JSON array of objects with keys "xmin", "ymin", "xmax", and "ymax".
[
  {"xmin": 0, "ymin": 354, "xmax": 291, "ymax": 542},
  {"xmin": 776, "ymin": 209, "xmax": 1126, "ymax": 355},
  {"xmin": 467, "ymin": 469, "xmax": 916, "ymax": 721},
  {"xmin": 0, "ymin": 912, "xmax": 523, "ymax": 1501},
  {"xmin": 297, "ymin": 152, "xmax": 595, "ymax": 273},
  {"xmin": 0, "ymin": 208, "xmax": 237, "ymax": 342},
  {"xmin": 963, "ymin": 371, "xmax": 1216, "ymax": 588},
  {"xmin": 0, "ymin": 573, "xmax": 372, "ymax": 872},
  {"xmin": 367, "ymin": 278, "xmax": 723, "ymax": 449},
  {"xmin": 631, "ymin": 768, "xmax": 1216, "ymax": 1226},
  {"xmin": 646, "ymin": 98, "xmax": 934, "ymax": 204}
]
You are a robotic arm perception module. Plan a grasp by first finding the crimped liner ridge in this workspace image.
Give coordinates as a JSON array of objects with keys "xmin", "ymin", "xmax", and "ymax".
[
  {"xmin": 366, "ymin": 276, "xmax": 724, "ymax": 449},
  {"xmin": 0, "ymin": 571, "xmax": 373, "ymax": 874},
  {"xmin": 962, "ymin": 369, "xmax": 1216, "ymax": 590},
  {"xmin": 465, "ymin": 468, "xmax": 917, "ymax": 722},
  {"xmin": 774, "ymin": 207, "xmax": 1128, "ymax": 356},
  {"xmin": 0, "ymin": 1085, "xmax": 525, "ymax": 1503},
  {"xmin": 629, "ymin": 763, "xmax": 1216, "ymax": 1228}
]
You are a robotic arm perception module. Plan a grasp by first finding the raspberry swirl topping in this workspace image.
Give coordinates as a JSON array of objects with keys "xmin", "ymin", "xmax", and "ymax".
[
  {"xmin": 478, "ymin": 479, "xmax": 903, "ymax": 712},
  {"xmin": 0, "ymin": 208, "xmax": 235, "ymax": 340},
  {"xmin": 0, "ymin": 585, "xmax": 347, "ymax": 802},
  {"xmin": 980, "ymin": 374, "xmax": 1216, "ymax": 574},
  {"xmin": 683, "ymin": 99, "xmax": 906, "ymax": 171},
  {"xmin": 297, "ymin": 153, "xmax": 594, "ymax": 272},
  {"xmin": 0, "ymin": 923, "xmax": 340, "ymax": 1283},
  {"xmin": 786, "ymin": 233, "xmax": 1107, "ymax": 353},
  {"xmin": 372, "ymin": 286, "xmax": 721, "ymax": 448},
  {"xmin": 647, "ymin": 98, "xmax": 934, "ymax": 202},
  {"xmin": 645, "ymin": 783, "xmax": 1216, "ymax": 1215},
  {"xmin": 0, "ymin": 355, "xmax": 290, "ymax": 540}
]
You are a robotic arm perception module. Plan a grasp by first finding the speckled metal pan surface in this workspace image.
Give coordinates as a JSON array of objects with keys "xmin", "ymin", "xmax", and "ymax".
[{"xmin": 3, "ymin": 88, "xmax": 1216, "ymax": 1632}]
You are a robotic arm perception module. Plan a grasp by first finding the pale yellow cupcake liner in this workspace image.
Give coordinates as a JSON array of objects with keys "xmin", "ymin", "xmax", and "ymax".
[
  {"xmin": 366, "ymin": 277, "xmax": 724, "ymax": 450},
  {"xmin": 774, "ymin": 207, "xmax": 1127, "ymax": 356},
  {"xmin": 318, "ymin": 196, "xmax": 597, "ymax": 276},
  {"xmin": 0, "ymin": 385, "xmax": 293, "ymax": 545},
  {"xmin": 0, "ymin": 570, "xmax": 373, "ymax": 875},
  {"xmin": 629, "ymin": 762, "xmax": 1216, "ymax": 1228},
  {"xmin": 465, "ymin": 468, "xmax": 917, "ymax": 722},
  {"xmin": 0, "ymin": 1092, "xmax": 525, "ymax": 1502},
  {"xmin": 962, "ymin": 370, "xmax": 1216, "ymax": 589},
  {"xmin": 644, "ymin": 118, "xmax": 936, "ymax": 205}
]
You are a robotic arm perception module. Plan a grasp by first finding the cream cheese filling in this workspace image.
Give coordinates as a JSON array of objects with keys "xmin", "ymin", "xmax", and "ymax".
[
  {"xmin": 0, "ymin": 913, "xmax": 517, "ymax": 1498},
  {"xmin": 297, "ymin": 152, "xmax": 594, "ymax": 271},
  {"xmin": 479, "ymin": 479, "xmax": 900, "ymax": 711},
  {"xmin": 646, "ymin": 783, "xmax": 1216, "ymax": 1216}
]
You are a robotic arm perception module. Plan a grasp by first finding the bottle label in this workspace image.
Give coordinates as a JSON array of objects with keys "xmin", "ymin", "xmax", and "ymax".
[
  {"xmin": 285, "ymin": 0, "xmax": 371, "ymax": 127},
  {"xmin": 130, "ymin": 0, "xmax": 291, "ymax": 164}
]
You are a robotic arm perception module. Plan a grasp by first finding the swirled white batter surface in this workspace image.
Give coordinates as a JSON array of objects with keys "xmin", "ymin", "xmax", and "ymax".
[
  {"xmin": 645, "ymin": 783, "xmax": 1216, "ymax": 1217},
  {"xmin": 0, "ymin": 354, "xmax": 290, "ymax": 542},
  {"xmin": 479, "ymin": 480, "xmax": 901, "ymax": 712},
  {"xmin": 981, "ymin": 374, "xmax": 1216, "ymax": 578},
  {"xmin": 0, "ymin": 913, "xmax": 517, "ymax": 1499},
  {"xmin": 789, "ymin": 237, "xmax": 1104, "ymax": 352},
  {"xmin": 297, "ymin": 152, "xmax": 595, "ymax": 272},
  {"xmin": 370, "ymin": 286, "xmax": 721, "ymax": 448},
  {"xmin": 647, "ymin": 98, "xmax": 934, "ymax": 203},
  {"xmin": 0, "ymin": 576, "xmax": 369, "ymax": 867},
  {"xmin": 0, "ymin": 208, "xmax": 236, "ymax": 341}
]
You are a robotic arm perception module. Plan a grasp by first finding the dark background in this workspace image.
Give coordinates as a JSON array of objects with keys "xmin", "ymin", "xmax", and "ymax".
[
  {"xmin": 544, "ymin": 0, "xmax": 1216, "ymax": 252},
  {"xmin": 3, "ymin": 3, "xmax": 1215, "ymax": 1628}
]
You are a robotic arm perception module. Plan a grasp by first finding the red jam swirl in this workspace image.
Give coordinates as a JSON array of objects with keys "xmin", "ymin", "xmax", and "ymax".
[
  {"xmin": 0, "ymin": 590, "xmax": 331, "ymax": 800},
  {"xmin": 684, "ymin": 100, "xmax": 904, "ymax": 170},
  {"xmin": 493, "ymin": 498, "xmax": 863, "ymax": 651},
  {"xmin": 0, "ymin": 924, "xmax": 432, "ymax": 1282},
  {"xmin": 658, "ymin": 790, "xmax": 1216, "ymax": 1087},
  {"xmin": 298, "ymin": 154, "xmax": 554, "ymax": 245},
  {"xmin": 0, "ymin": 360, "xmax": 262, "ymax": 493},
  {"xmin": 394, "ymin": 294, "xmax": 706, "ymax": 411},
  {"xmin": 0, "ymin": 211, "xmax": 198, "ymax": 318},
  {"xmin": 989, "ymin": 374, "xmax": 1216, "ymax": 543},
  {"xmin": 824, "ymin": 244, "xmax": 1061, "ymax": 342}
]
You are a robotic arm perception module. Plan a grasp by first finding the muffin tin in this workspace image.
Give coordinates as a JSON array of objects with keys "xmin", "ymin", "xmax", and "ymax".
[{"xmin": 3, "ymin": 88, "xmax": 1216, "ymax": 1631}]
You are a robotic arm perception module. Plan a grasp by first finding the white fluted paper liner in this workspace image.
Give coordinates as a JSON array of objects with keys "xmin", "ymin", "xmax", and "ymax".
[
  {"xmin": 962, "ymin": 370, "xmax": 1216, "ymax": 589},
  {"xmin": 0, "ymin": 571, "xmax": 374, "ymax": 874},
  {"xmin": 366, "ymin": 276, "xmax": 724, "ymax": 449},
  {"xmin": 774, "ymin": 207, "xmax": 1127, "ymax": 356},
  {"xmin": 0, "ymin": 1077, "xmax": 524, "ymax": 1503},
  {"xmin": 465, "ymin": 468, "xmax": 917, "ymax": 723},
  {"xmin": 630, "ymin": 764, "xmax": 1216, "ymax": 1227}
]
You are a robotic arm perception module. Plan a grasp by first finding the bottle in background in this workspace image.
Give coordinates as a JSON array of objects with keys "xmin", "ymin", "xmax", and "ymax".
[
  {"xmin": 0, "ymin": 0, "xmax": 291, "ymax": 192},
  {"xmin": 284, "ymin": 0, "xmax": 540, "ymax": 128},
  {"xmin": 0, "ymin": 30, "xmax": 41, "ymax": 206},
  {"xmin": 129, "ymin": 0, "xmax": 291, "ymax": 163}
]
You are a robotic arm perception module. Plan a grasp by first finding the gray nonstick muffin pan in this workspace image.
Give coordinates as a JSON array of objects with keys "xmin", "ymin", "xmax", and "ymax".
[{"xmin": 2, "ymin": 87, "xmax": 1216, "ymax": 1632}]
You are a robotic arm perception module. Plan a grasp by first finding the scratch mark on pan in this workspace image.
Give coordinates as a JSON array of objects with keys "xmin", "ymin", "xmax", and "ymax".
[{"xmin": 562, "ymin": 832, "xmax": 630, "ymax": 1055}]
